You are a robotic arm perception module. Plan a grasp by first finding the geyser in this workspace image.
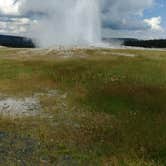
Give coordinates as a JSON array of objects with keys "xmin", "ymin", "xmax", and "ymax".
[
  {"xmin": 26, "ymin": 0, "xmax": 101, "ymax": 47},
  {"xmin": 71, "ymin": 0, "xmax": 101, "ymax": 45}
]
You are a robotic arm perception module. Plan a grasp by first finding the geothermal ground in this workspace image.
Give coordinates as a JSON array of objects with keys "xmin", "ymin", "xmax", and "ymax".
[{"xmin": 0, "ymin": 47, "xmax": 166, "ymax": 165}]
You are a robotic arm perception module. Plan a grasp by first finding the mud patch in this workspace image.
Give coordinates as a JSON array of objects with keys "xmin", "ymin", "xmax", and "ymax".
[
  {"xmin": 0, "ymin": 89, "xmax": 65, "ymax": 118},
  {"xmin": 0, "ymin": 97, "xmax": 40, "ymax": 117}
]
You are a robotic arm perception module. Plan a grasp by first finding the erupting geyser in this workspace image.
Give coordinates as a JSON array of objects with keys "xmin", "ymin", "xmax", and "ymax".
[
  {"xmin": 29, "ymin": 0, "xmax": 101, "ymax": 47},
  {"xmin": 71, "ymin": 0, "xmax": 101, "ymax": 45}
]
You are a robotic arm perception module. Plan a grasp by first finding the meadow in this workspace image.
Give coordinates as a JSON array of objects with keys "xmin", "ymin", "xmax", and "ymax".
[{"xmin": 0, "ymin": 47, "xmax": 166, "ymax": 165}]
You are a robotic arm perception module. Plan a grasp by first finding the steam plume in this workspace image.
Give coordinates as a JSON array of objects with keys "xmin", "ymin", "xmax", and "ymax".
[{"xmin": 20, "ymin": 0, "xmax": 101, "ymax": 47}]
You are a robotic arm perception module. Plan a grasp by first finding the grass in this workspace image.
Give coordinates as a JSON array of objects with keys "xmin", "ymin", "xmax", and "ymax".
[{"xmin": 0, "ymin": 48, "xmax": 166, "ymax": 165}]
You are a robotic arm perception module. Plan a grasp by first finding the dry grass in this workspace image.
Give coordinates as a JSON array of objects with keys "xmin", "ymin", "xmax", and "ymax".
[{"xmin": 0, "ymin": 47, "xmax": 166, "ymax": 165}]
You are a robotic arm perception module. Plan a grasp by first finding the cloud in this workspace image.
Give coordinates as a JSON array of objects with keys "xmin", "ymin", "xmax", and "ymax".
[
  {"xmin": 101, "ymin": 0, "xmax": 155, "ymax": 29},
  {"xmin": 101, "ymin": 0, "xmax": 165, "ymax": 39},
  {"xmin": 0, "ymin": 0, "xmax": 165, "ymax": 40},
  {"xmin": 17, "ymin": 0, "xmax": 102, "ymax": 47},
  {"xmin": 103, "ymin": 28, "xmax": 166, "ymax": 39},
  {"xmin": 0, "ymin": 17, "xmax": 33, "ymax": 34},
  {"xmin": 0, "ymin": 0, "xmax": 20, "ymax": 15},
  {"xmin": 144, "ymin": 16, "xmax": 163, "ymax": 31},
  {"xmin": 18, "ymin": 0, "xmax": 157, "ymax": 31}
]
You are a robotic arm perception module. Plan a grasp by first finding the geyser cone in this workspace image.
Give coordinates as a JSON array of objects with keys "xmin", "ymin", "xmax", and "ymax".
[{"xmin": 29, "ymin": 0, "xmax": 102, "ymax": 47}]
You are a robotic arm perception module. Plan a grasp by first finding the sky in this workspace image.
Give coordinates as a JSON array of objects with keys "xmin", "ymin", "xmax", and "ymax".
[{"xmin": 0, "ymin": 0, "xmax": 165, "ymax": 39}]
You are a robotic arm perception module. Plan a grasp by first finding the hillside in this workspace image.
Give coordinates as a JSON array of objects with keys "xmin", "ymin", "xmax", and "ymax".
[
  {"xmin": 0, "ymin": 34, "xmax": 35, "ymax": 48},
  {"xmin": 124, "ymin": 39, "xmax": 166, "ymax": 48},
  {"xmin": 103, "ymin": 37, "xmax": 166, "ymax": 48}
]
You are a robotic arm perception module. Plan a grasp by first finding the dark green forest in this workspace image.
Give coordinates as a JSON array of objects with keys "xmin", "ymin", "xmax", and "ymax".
[{"xmin": 124, "ymin": 39, "xmax": 166, "ymax": 48}]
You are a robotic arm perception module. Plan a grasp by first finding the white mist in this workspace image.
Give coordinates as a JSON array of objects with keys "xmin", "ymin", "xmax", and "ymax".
[{"xmin": 26, "ymin": 0, "xmax": 101, "ymax": 47}]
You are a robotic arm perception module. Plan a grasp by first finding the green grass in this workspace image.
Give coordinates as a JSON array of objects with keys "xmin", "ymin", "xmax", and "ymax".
[{"xmin": 0, "ymin": 48, "xmax": 166, "ymax": 165}]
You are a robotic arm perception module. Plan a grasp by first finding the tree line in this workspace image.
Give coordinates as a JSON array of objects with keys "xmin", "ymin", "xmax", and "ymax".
[{"xmin": 124, "ymin": 39, "xmax": 166, "ymax": 48}]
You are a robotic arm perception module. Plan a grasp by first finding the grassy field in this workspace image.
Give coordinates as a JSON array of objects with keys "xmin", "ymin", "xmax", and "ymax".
[{"xmin": 0, "ymin": 47, "xmax": 166, "ymax": 165}]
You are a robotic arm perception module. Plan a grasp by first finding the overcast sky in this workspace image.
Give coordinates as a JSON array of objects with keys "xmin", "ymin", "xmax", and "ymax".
[{"xmin": 0, "ymin": 0, "xmax": 165, "ymax": 39}]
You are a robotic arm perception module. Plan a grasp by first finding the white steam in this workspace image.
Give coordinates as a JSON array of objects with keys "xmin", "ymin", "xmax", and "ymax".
[{"xmin": 20, "ymin": 0, "xmax": 102, "ymax": 47}]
